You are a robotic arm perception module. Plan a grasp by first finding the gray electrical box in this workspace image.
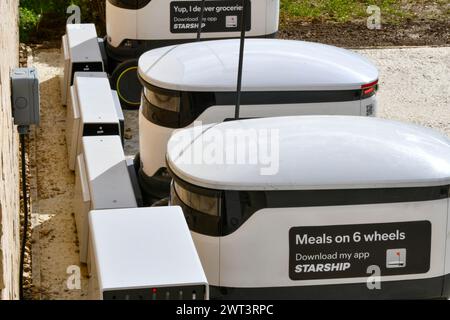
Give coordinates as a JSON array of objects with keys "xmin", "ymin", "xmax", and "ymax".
[{"xmin": 11, "ymin": 68, "xmax": 40, "ymax": 126}]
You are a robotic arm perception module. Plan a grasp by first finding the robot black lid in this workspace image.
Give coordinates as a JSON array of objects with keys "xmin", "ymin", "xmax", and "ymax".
[
  {"xmin": 138, "ymin": 39, "xmax": 379, "ymax": 93},
  {"xmin": 166, "ymin": 116, "xmax": 450, "ymax": 191}
]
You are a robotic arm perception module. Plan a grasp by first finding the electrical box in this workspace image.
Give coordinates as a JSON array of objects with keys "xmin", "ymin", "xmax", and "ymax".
[
  {"xmin": 61, "ymin": 24, "xmax": 104, "ymax": 106},
  {"xmin": 88, "ymin": 207, "xmax": 209, "ymax": 300},
  {"xmin": 66, "ymin": 72, "xmax": 121, "ymax": 171},
  {"xmin": 11, "ymin": 68, "xmax": 40, "ymax": 126},
  {"xmin": 74, "ymin": 135, "xmax": 137, "ymax": 263}
]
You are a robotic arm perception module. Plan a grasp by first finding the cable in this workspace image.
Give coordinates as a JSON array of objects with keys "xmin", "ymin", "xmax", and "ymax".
[
  {"xmin": 19, "ymin": 128, "xmax": 29, "ymax": 300},
  {"xmin": 197, "ymin": 0, "xmax": 207, "ymax": 41},
  {"xmin": 234, "ymin": 0, "xmax": 248, "ymax": 120}
]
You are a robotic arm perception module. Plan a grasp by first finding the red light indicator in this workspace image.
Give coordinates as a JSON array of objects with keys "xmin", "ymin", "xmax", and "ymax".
[
  {"xmin": 152, "ymin": 288, "xmax": 157, "ymax": 293},
  {"xmin": 361, "ymin": 80, "xmax": 378, "ymax": 89},
  {"xmin": 363, "ymin": 87, "xmax": 375, "ymax": 95}
]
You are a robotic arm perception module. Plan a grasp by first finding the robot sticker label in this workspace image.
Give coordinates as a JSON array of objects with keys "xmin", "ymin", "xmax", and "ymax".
[
  {"xmin": 289, "ymin": 221, "xmax": 431, "ymax": 281},
  {"xmin": 170, "ymin": 0, "xmax": 252, "ymax": 33}
]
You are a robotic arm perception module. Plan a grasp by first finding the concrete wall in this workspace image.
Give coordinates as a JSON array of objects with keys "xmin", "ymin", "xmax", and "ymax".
[{"xmin": 0, "ymin": 0, "xmax": 20, "ymax": 300}]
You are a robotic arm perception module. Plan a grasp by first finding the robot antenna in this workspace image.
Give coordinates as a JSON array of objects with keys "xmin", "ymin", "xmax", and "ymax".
[
  {"xmin": 234, "ymin": 0, "xmax": 248, "ymax": 120},
  {"xmin": 197, "ymin": 0, "xmax": 207, "ymax": 41}
]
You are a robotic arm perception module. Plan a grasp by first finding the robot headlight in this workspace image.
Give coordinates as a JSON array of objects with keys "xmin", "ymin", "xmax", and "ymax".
[
  {"xmin": 171, "ymin": 180, "xmax": 221, "ymax": 217},
  {"xmin": 144, "ymin": 87, "xmax": 180, "ymax": 113}
]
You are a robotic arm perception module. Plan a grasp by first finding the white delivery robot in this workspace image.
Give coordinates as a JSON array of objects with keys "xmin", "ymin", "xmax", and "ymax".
[
  {"xmin": 106, "ymin": 0, "xmax": 279, "ymax": 61},
  {"xmin": 138, "ymin": 39, "xmax": 379, "ymax": 203},
  {"xmin": 166, "ymin": 116, "xmax": 450, "ymax": 300},
  {"xmin": 106, "ymin": 0, "xmax": 280, "ymax": 108}
]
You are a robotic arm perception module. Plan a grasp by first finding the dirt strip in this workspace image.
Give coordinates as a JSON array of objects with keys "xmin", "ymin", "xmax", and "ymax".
[{"xmin": 30, "ymin": 49, "xmax": 88, "ymax": 299}]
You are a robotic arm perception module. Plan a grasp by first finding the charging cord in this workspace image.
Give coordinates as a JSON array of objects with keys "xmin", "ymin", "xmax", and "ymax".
[{"xmin": 18, "ymin": 125, "xmax": 29, "ymax": 300}]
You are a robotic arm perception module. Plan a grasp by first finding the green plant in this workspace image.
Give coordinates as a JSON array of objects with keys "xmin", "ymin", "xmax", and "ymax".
[
  {"xmin": 280, "ymin": 0, "xmax": 412, "ymax": 24},
  {"xmin": 19, "ymin": 7, "xmax": 40, "ymax": 42},
  {"xmin": 19, "ymin": 0, "xmax": 107, "ymax": 42}
]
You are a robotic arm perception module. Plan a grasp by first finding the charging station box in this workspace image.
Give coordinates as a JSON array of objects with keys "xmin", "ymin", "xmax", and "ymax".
[
  {"xmin": 88, "ymin": 207, "xmax": 209, "ymax": 300},
  {"xmin": 74, "ymin": 136, "xmax": 137, "ymax": 263},
  {"xmin": 66, "ymin": 72, "xmax": 122, "ymax": 171},
  {"xmin": 61, "ymin": 24, "xmax": 104, "ymax": 106}
]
